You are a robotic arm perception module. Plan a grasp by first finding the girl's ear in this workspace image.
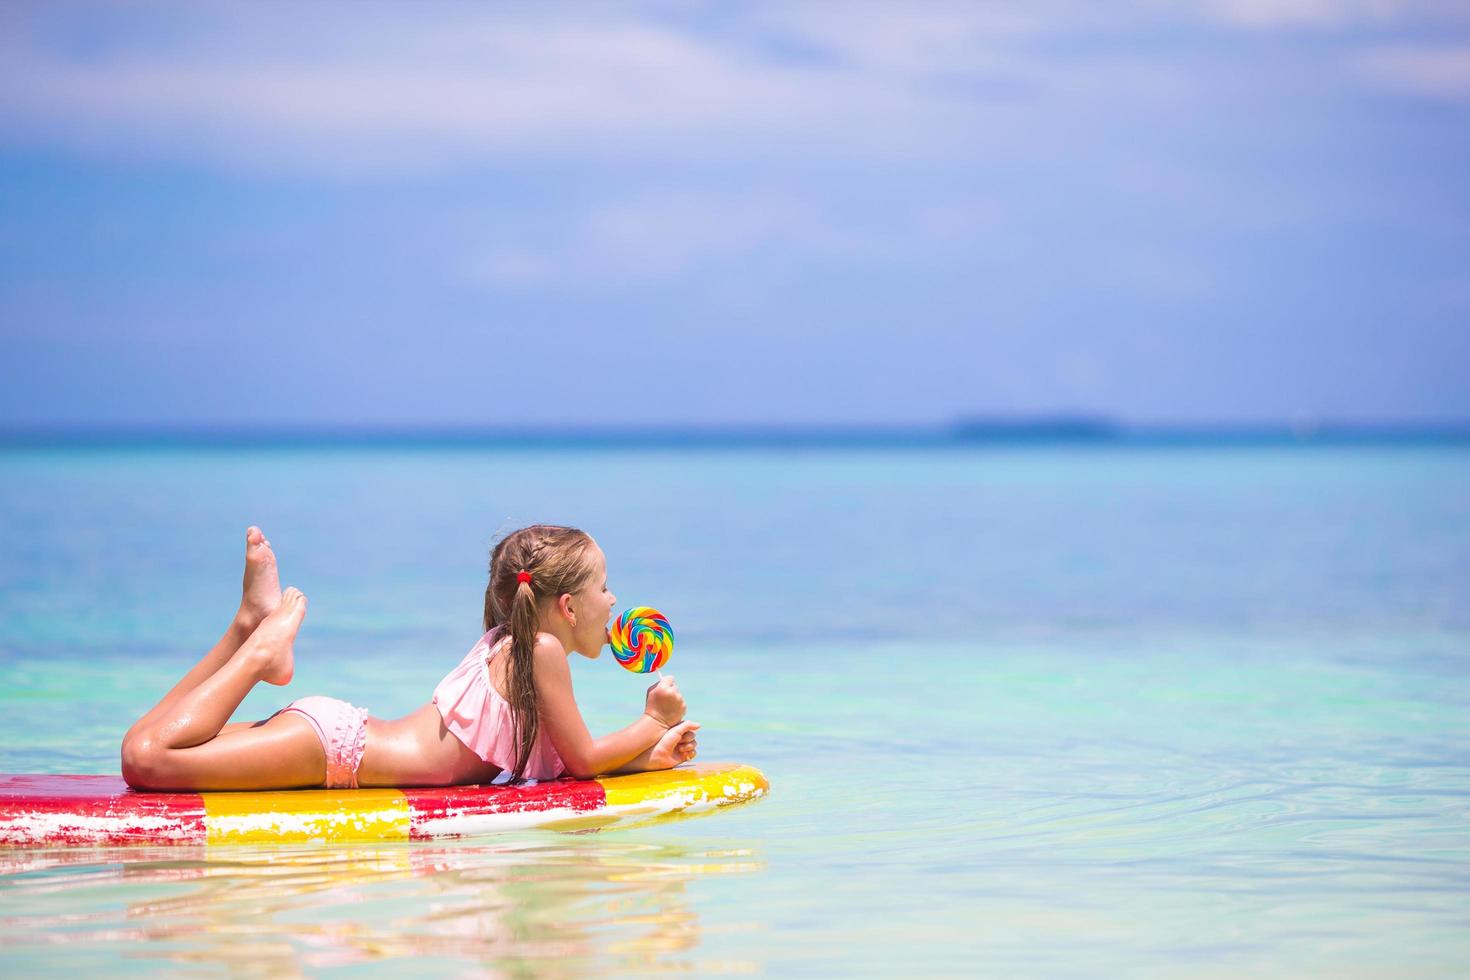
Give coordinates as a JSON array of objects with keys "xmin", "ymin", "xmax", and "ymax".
[{"xmin": 557, "ymin": 593, "xmax": 576, "ymax": 624}]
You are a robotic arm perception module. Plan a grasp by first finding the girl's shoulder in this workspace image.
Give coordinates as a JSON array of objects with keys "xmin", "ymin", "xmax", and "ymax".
[
  {"xmin": 484, "ymin": 631, "xmax": 568, "ymax": 694},
  {"xmin": 484, "ymin": 629, "xmax": 565, "ymax": 660}
]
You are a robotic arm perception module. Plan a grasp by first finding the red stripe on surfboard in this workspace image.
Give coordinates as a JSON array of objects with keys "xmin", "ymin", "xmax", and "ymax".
[
  {"xmin": 2, "ymin": 775, "xmax": 615, "ymax": 846},
  {"xmin": 401, "ymin": 778, "xmax": 607, "ymax": 839},
  {"xmin": 0, "ymin": 775, "xmax": 208, "ymax": 846}
]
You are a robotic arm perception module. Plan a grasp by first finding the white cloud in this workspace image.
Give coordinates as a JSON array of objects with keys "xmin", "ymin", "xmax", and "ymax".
[
  {"xmin": 0, "ymin": 0, "xmax": 1463, "ymax": 240},
  {"xmin": 1353, "ymin": 43, "xmax": 1470, "ymax": 101},
  {"xmin": 1193, "ymin": 0, "xmax": 1411, "ymax": 28},
  {"xmin": 739, "ymin": 4, "xmax": 1071, "ymax": 75},
  {"xmin": 460, "ymin": 185, "xmax": 1020, "ymax": 288},
  {"xmin": 913, "ymin": 198, "xmax": 1004, "ymax": 242},
  {"xmin": 462, "ymin": 189, "xmax": 860, "ymax": 287},
  {"xmin": 0, "ymin": 3, "xmax": 1041, "ymax": 176},
  {"xmin": 5, "ymin": 1, "xmax": 1338, "ymax": 178},
  {"xmin": 1100, "ymin": 248, "xmax": 1218, "ymax": 299}
]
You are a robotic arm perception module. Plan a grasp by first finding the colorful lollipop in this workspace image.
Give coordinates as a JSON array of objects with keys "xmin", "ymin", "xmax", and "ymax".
[{"xmin": 610, "ymin": 606, "xmax": 674, "ymax": 675}]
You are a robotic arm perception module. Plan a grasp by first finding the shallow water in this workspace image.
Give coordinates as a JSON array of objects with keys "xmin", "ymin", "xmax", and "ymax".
[{"xmin": 1, "ymin": 444, "xmax": 1468, "ymax": 974}]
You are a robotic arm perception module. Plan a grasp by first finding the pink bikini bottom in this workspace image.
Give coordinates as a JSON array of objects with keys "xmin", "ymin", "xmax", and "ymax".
[{"xmin": 279, "ymin": 695, "xmax": 370, "ymax": 789}]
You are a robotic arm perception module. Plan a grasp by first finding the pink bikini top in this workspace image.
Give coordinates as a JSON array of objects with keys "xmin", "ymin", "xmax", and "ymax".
[{"xmin": 432, "ymin": 628, "xmax": 565, "ymax": 781}]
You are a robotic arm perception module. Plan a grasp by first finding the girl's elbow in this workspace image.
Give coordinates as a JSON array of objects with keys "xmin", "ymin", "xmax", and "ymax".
[
  {"xmin": 562, "ymin": 758, "xmax": 598, "ymax": 780},
  {"xmin": 556, "ymin": 742, "xmax": 598, "ymax": 779}
]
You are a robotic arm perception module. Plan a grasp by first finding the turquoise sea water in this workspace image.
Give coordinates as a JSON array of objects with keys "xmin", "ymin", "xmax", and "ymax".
[{"xmin": 1, "ymin": 443, "xmax": 1467, "ymax": 975}]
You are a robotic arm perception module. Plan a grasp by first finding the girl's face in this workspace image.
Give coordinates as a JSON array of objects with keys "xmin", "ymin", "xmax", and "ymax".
[{"xmin": 566, "ymin": 544, "xmax": 616, "ymax": 659}]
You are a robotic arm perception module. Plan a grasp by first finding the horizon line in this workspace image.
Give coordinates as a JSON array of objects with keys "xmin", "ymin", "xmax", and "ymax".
[{"xmin": 3, "ymin": 417, "xmax": 1470, "ymax": 450}]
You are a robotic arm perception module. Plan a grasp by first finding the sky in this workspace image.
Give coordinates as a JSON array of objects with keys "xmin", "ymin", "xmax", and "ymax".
[{"xmin": 1, "ymin": 0, "xmax": 1468, "ymax": 429}]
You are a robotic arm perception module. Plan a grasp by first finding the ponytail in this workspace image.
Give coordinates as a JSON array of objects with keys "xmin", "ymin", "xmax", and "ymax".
[{"xmin": 506, "ymin": 574, "xmax": 540, "ymax": 780}]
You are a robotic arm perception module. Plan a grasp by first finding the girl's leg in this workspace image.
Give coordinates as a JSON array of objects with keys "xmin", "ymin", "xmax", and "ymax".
[
  {"xmin": 122, "ymin": 589, "xmax": 309, "ymax": 790},
  {"xmin": 124, "ymin": 712, "xmax": 327, "ymax": 791},
  {"xmin": 124, "ymin": 527, "xmax": 283, "ymax": 744}
]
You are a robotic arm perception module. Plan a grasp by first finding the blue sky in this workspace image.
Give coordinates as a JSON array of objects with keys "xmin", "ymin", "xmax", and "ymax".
[{"xmin": 1, "ymin": 1, "xmax": 1468, "ymax": 428}]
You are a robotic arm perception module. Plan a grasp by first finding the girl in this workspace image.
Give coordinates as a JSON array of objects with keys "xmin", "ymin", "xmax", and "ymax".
[{"xmin": 121, "ymin": 525, "xmax": 699, "ymax": 791}]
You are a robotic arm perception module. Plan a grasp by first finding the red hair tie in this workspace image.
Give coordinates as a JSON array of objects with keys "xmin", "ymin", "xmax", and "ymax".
[{"xmin": 516, "ymin": 570, "xmax": 532, "ymax": 585}]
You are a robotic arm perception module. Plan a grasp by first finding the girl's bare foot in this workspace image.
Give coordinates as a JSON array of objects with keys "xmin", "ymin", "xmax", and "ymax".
[
  {"xmin": 236, "ymin": 526, "xmax": 282, "ymax": 632},
  {"xmin": 240, "ymin": 587, "xmax": 306, "ymax": 686}
]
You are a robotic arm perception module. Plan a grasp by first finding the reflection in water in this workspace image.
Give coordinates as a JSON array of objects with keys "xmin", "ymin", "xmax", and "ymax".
[{"xmin": 0, "ymin": 834, "xmax": 765, "ymax": 974}]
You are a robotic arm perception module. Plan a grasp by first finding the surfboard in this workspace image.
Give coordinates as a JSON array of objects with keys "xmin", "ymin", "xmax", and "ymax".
[{"xmin": 0, "ymin": 762, "xmax": 768, "ymax": 847}]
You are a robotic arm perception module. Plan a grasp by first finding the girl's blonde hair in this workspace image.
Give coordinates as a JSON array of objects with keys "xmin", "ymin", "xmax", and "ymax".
[{"xmin": 483, "ymin": 524, "xmax": 599, "ymax": 781}]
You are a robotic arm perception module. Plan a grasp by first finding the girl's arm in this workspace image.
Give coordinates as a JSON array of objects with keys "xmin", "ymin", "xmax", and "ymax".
[
  {"xmin": 611, "ymin": 721, "xmax": 701, "ymax": 774},
  {"xmin": 534, "ymin": 638, "xmax": 686, "ymax": 779}
]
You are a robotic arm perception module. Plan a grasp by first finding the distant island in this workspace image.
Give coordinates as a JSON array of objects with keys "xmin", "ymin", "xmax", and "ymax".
[{"xmin": 950, "ymin": 416, "xmax": 1470, "ymax": 445}]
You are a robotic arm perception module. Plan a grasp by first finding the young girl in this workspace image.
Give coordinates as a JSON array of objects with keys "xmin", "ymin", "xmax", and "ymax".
[{"xmin": 120, "ymin": 525, "xmax": 699, "ymax": 791}]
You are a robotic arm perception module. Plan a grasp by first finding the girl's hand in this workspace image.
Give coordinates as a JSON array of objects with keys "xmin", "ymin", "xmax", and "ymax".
[
  {"xmin": 644, "ymin": 675, "xmax": 686, "ymax": 727},
  {"xmin": 647, "ymin": 720, "xmax": 700, "ymax": 770}
]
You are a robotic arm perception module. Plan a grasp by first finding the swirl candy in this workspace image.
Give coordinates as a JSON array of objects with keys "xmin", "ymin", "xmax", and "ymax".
[{"xmin": 610, "ymin": 606, "xmax": 674, "ymax": 673}]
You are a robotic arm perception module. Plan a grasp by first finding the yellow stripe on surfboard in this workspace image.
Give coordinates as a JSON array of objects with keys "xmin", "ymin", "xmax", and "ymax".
[
  {"xmin": 202, "ymin": 788, "xmax": 411, "ymax": 844},
  {"xmin": 195, "ymin": 763, "xmax": 768, "ymax": 844},
  {"xmin": 598, "ymin": 763, "xmax": 769, "ymax": 809},
  {"xmin": 538, "ymin": 764, "xmax": 769, "ymax": 833}
]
